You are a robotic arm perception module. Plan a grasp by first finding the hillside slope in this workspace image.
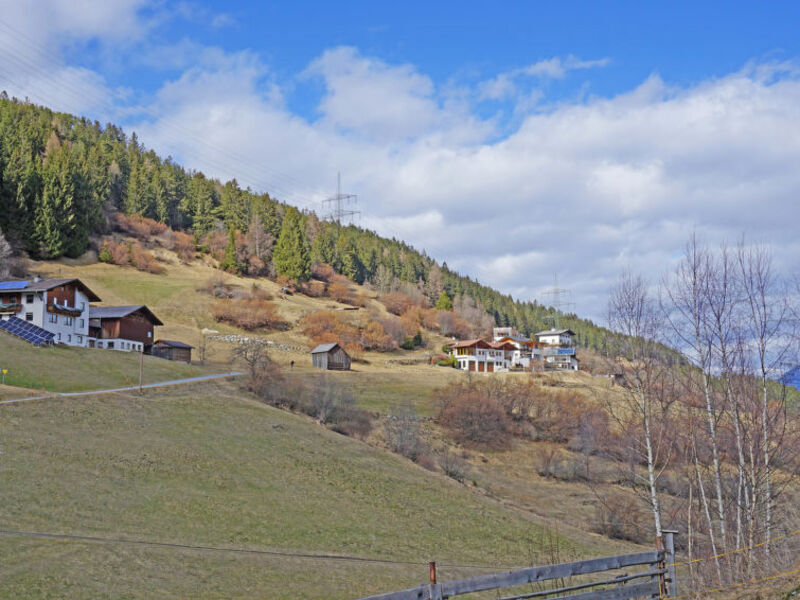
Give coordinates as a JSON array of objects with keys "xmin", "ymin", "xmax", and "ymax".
[{"xmin": 0, "ymin": 379, "xmax": 636, "ymax": 599}]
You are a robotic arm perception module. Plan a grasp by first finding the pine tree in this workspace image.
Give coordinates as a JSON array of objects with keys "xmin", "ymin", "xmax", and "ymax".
[
  {"xmin": 220, "ymin": 227, "xmax": 242, "ymax": 273},
  {"xmin": 273, "ymin": 208, "xmax": 311, "ymax": 281},
  {"xmin": 436, "ymin": 290, "xmax": 453, "ymax": 311}
]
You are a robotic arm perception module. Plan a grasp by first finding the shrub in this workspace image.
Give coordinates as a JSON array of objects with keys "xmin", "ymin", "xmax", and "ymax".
[
  {"xmin": 436, "ymin": 392, "xmax": 512, "ymax": 449},
  {"xmin": 98, "ymin": 242, "xmax": 113, "ymax": 263},
  {"xmin": 312, "ymin": 262, "xmax": 336, "ymax": 281},
  {"xmin": 438, "ymin": 447, "xmax": 467, "ymax": 482},
  {"xmin": 110, "ymin": 213, "xmax": 168, "ymax": 239},
  {"xmin": 385, "ymin": 409, "xmax": 428, "ymax": 462},
  {"xmin": 302, "ymin": 280, "xmax": 326, "ymax": 298},
  {"xmin": 593, "ymin": 492, "xmax": 647, "ymax": 543},
  {"xmin": 328, "ymin": 281, "xmax": 353, "ymax": 304},
  {"xmin": 212, "ymin": 298, "xmax": 282, "ymax": 330},
  {"xmin": 130, "ymin": 242, "xmax": 165, "ymax": 274},
  {"xmin": 382, "ymin": 291, "xmax": 415, "ymax": 316}
]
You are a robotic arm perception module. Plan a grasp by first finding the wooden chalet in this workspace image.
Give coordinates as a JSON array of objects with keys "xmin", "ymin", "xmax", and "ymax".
[
  {"xmin": 88, "ymin": 305, "xmax": 163, "ymax": 353},
  {"xmin": 310, "ymin": 342, "xmax": 351, "ymax": 371},
  {"xmin": 152, "ymin": 339, "xmax": 193, "ymax": 363}
]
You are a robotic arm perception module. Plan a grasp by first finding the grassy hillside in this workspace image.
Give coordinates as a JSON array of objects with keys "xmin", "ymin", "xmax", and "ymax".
[
  {"xmin": 0, "ymin": 379, "xmax": 635, "ymax": 599},
  {"xmin": 0, "ymin": 333, "xmax": 211, "ymax": 395}
]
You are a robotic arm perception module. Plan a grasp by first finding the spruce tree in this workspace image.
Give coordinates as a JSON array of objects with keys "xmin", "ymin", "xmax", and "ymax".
[
  {"xmin": 436, "ymin": 290, "xmax": 453, "ymax": 311},
  {"xmin": 273, "ymin": 208, "xmax": 310, "ymax": 281}
]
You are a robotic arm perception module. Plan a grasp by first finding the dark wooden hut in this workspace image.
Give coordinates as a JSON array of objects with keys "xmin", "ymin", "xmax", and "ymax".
[
  {"xmin": 310, "ymin": 342, "xmax": 351, "ymax": 371},
  {"xmin": 152, "ymin": 339, "xmax": 193, "ymax": 363}
]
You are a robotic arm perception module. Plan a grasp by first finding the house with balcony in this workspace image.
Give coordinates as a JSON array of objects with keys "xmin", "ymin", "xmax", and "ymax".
[
  {"xmin": 535, "ymin": 328, "xmax": 579, "ymax": 371},
  {"xmin": 0, "ymin": 277, "xmax": 100, "ymax": 346},
  {"xmin": 450, "ymin": 339, "xmax": 507, "ymax": 372}
]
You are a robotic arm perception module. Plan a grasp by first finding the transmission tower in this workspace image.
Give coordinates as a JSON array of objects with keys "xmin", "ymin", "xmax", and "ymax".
[
  {"xmin": 540, "ymin": 273, "xmax": 574, "ymax": 329},
  {"xmin": 322, "ymin": 172, "xmax": 360, "ymax": 226}
]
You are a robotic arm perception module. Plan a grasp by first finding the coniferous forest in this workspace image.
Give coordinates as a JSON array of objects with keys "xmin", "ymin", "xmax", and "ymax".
[{"xmin": 0, "ymin": 94, "xmax": 628, "ymax": 354}]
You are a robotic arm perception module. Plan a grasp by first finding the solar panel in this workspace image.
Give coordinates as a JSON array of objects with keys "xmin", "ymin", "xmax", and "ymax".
[
  {"xmin": 0, "ymin": 317, "xmax": 55, "ymax": 346},
  {"xmin": 0, "ymin": 281, "xmax": 29, "ymax": 290}
]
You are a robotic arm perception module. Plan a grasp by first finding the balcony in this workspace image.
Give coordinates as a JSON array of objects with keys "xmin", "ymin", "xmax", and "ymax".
[
  {"xmin": 542, "ymin": 347, "xmax": 575, "ymax": 356},
  {"xmin": 46, "ymin": 302, "xmax": 83, "ymax": 317}
]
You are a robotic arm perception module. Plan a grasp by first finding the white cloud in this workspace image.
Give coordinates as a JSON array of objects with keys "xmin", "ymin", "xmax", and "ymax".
[
  {"xmin": 0, "ymin": 9, "xmax": 798, "ymax": 324},
  {"xmin": 480, "ymin": 54, "xmax": 610, "ymax": 101}
]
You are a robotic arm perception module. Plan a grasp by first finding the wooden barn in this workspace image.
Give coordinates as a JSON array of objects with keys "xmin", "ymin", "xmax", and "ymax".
[
  {"xmin": 152, "ymin": 339, "xmax": 193, "ymax": 363},
  {"xmin": 310, "ymin": 342, "xmax": 351, "ymax": 371}
]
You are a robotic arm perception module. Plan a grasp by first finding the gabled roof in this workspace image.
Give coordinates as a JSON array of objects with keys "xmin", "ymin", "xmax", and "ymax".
[
  {"xmin": 311, "ymin": 342, "xmax": 341, "ymax": 354},
  {"xmin": 0, "ymin": 278, "xmax": 102, "ymax": 302},
  {"xmin": 89, "ymin": 305, "xmax": 163, "ymax": 325},
  {"xmin": 450, "ymin": 339, "xmax": 492, "ymax": 349},
  {"xmin": 535, "ymin": 328, "xmax": 575, "ymax": 337},
  {"xmin": 491, "ymin": 341, "xmax": 517, "ymax": 350},
  {"xmin": 154, "ymin": 339, "xmax": 193, "ymax": 349}
]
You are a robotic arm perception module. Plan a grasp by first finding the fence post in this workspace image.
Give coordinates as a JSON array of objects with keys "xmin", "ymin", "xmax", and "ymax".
[{"xmin": 663, "ymin": 529, "xmax": 678, "ymax": 598}]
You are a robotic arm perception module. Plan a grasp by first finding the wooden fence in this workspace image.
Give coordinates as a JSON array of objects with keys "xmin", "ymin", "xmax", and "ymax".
[{"xmin": 358, "ymin": 531, "xmax": 677, "ymax": 600}]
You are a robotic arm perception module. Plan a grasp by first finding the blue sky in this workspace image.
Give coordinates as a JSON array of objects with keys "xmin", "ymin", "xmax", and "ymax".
[{"xmin": 1, "ymin": 1, "xmax": 799, "ymax": 320}]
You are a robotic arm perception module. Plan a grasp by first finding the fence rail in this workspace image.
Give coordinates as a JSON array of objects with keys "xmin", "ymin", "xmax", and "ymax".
[{"xmin": 358, "ymin": 532, "xmax": 677, "ymax": 600}]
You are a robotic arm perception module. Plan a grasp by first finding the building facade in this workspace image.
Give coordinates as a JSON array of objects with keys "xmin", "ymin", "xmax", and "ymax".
[
  {"xmin": 88, "ymin": 305, "xmax": 163, "ymax": 353},
  {"xmin": 0, "ymin": 278, "xmax": 100, "ymax": 347}
]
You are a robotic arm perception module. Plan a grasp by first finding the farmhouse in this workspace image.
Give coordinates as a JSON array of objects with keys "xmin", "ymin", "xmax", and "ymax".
[
  {"xmin": 310, "ymin": 342, "xmax": 351, "ymax": 371},
  {"xmin": 152, "ymin": 339, "xmax": 193, "ymax": 363},
  {"xmin": 0, "ymin": 277, "xmax": 100, "ymax": 347},
  {"xmin": 88, "ymin": 305, "xmax": 163, "ymax": 353}
]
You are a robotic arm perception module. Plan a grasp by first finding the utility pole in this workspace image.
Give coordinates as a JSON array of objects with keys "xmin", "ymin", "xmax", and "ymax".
[
  {"xmin": 541, "ymin": 273, "xmax": 574, "ymax": 329},
  {"xmin": 322, "ymin": 172, "xmax": 359, "ymax": 226},
  {"xmin": 139, "ymin": 350, "xmax": 144, "ymax": 395}
]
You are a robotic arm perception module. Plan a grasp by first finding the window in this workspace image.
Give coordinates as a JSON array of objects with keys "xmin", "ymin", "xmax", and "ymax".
[
  {"xmin": 25, "ymin": 294, "xmax": 34, "ymax": 304},
  {"xmin": 67, "ymin": 334, "xmax": 71, "ymax": 343},
  {"xmin": 77, "ymin": 335, "xmax": 82, "ymax": 344},
  {"xmin": 57, "ymin": 333, "xmax": 61, "ymax": 340},
  {"xmin": 107, "ymin": 341, "xmax": 114, "ymax": 349},
  {"xmin": 80, "ymin": 302, "xmax": 85, "ymax": 311},
  {"xmin": 79, "ymin": 318, "xmax": 84, "ymax": 328},
  {"xmin": 65, "ymin": 317, "xmax": 74, "ymax": 326},
  {"xmin": 147, "ymin": 331, "xmax": 152, "ymax": 338},
  {"xmin": 49, "ymin": 314, "xmax": 57, "ymax": 324},
  {"xmin": 25, "ymin": 312, "xmax": 33, "ymax": 321}
]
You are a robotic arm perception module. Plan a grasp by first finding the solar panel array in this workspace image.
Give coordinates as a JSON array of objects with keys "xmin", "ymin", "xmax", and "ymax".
[
  {"xmin": 0, "ymin": 317, "xmax": 55, "ymax": 346},
  {"xmin": 0, "ymin": 281, "xmax": 29, "ymax": 291}
]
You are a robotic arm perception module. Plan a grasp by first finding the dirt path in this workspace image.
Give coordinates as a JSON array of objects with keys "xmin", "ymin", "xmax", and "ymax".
[{"xmin": 0, "ymin": 371, "xmax": 245, "ymax": 405}]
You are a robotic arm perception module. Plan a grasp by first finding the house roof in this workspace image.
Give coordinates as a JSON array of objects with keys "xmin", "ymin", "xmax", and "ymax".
[
  {"xmin": 89, "ymin": 305, "xmax": 164, "ymax": 325},
  {"xmin": 154, "ymin": 339, "xmax": 193, "ymax": 349},
  {"xmin": 491, "ymin": 341, "xmax": 517, "ymax": 350},
  {"xmin": 450, "ymin": 339, "xmax": 492, "ymax": 349},
  {"xmin": 311, "ymin": 342, "xmax": 342, "ymax": 354},
  {"xmin": 535, "ymin": 328, "xmax": 575, "ymax": 337},
  {"xmin": 0, "ymin": 278, "xmax": 102, "ymax": 301}
]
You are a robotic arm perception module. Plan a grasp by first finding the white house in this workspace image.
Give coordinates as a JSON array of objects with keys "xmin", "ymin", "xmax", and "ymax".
[
  {"xmin": 536, "ymin": 328, "xmax": 579, "ymax": 371},
  {"xmin": 450, "ymin": 339, "xmax": 507, "ymax": 373},
  {"xmin": 0, "ymin": 278, "xmax": 100, "ymax": 347},
  {"xmin": 535, "ymin": 328, "xmax": 576, "ymax": 347}
]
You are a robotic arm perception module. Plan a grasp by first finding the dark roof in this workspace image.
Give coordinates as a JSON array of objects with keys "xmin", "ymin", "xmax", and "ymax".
[
  {"xmin": 89, "ymin": 305, "xmax": 163, "ymax": 325},
  {"xmin": 0, "ymin": 278, "xmax": 102, "ymax": 302},
  {"xmin": 311, "ymin": 342, "xmax": 341, "ymax": 354},
  {"xmin": 535, "ymin": 328, "xmax": 576, "ymax": 337},
  {"xmin": 154, "ymin": 339, "xmax": 194, "ymax": 349}
]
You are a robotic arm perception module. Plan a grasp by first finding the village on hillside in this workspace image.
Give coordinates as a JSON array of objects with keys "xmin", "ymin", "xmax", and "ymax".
[{"xmin": 0, "ymin": 276, "xmax": 582, "ymax": 375}]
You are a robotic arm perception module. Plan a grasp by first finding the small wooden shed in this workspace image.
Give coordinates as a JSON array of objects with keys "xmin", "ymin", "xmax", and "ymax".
[
  {"xmin": 310, "ymin": 342, "xmax": 351, "ymax": 371},
  {"xmin": 152, "ymin": 339, "xmax": 193, "ymax": 363}
]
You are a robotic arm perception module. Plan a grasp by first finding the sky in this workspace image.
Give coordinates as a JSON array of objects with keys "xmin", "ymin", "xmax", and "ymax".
[{"xmin": 1, "ymin": 1, "xmax": 799, "ymax": 322}]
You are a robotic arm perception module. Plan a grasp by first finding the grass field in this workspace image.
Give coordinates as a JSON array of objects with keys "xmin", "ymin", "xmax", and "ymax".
[
  {"xmin": 0, "ymin": 379, "xmax": 635, "ymax": 599},
  {"xmin": 0, "ymin": 334, "xmax": 212, "ymax": 395}
]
